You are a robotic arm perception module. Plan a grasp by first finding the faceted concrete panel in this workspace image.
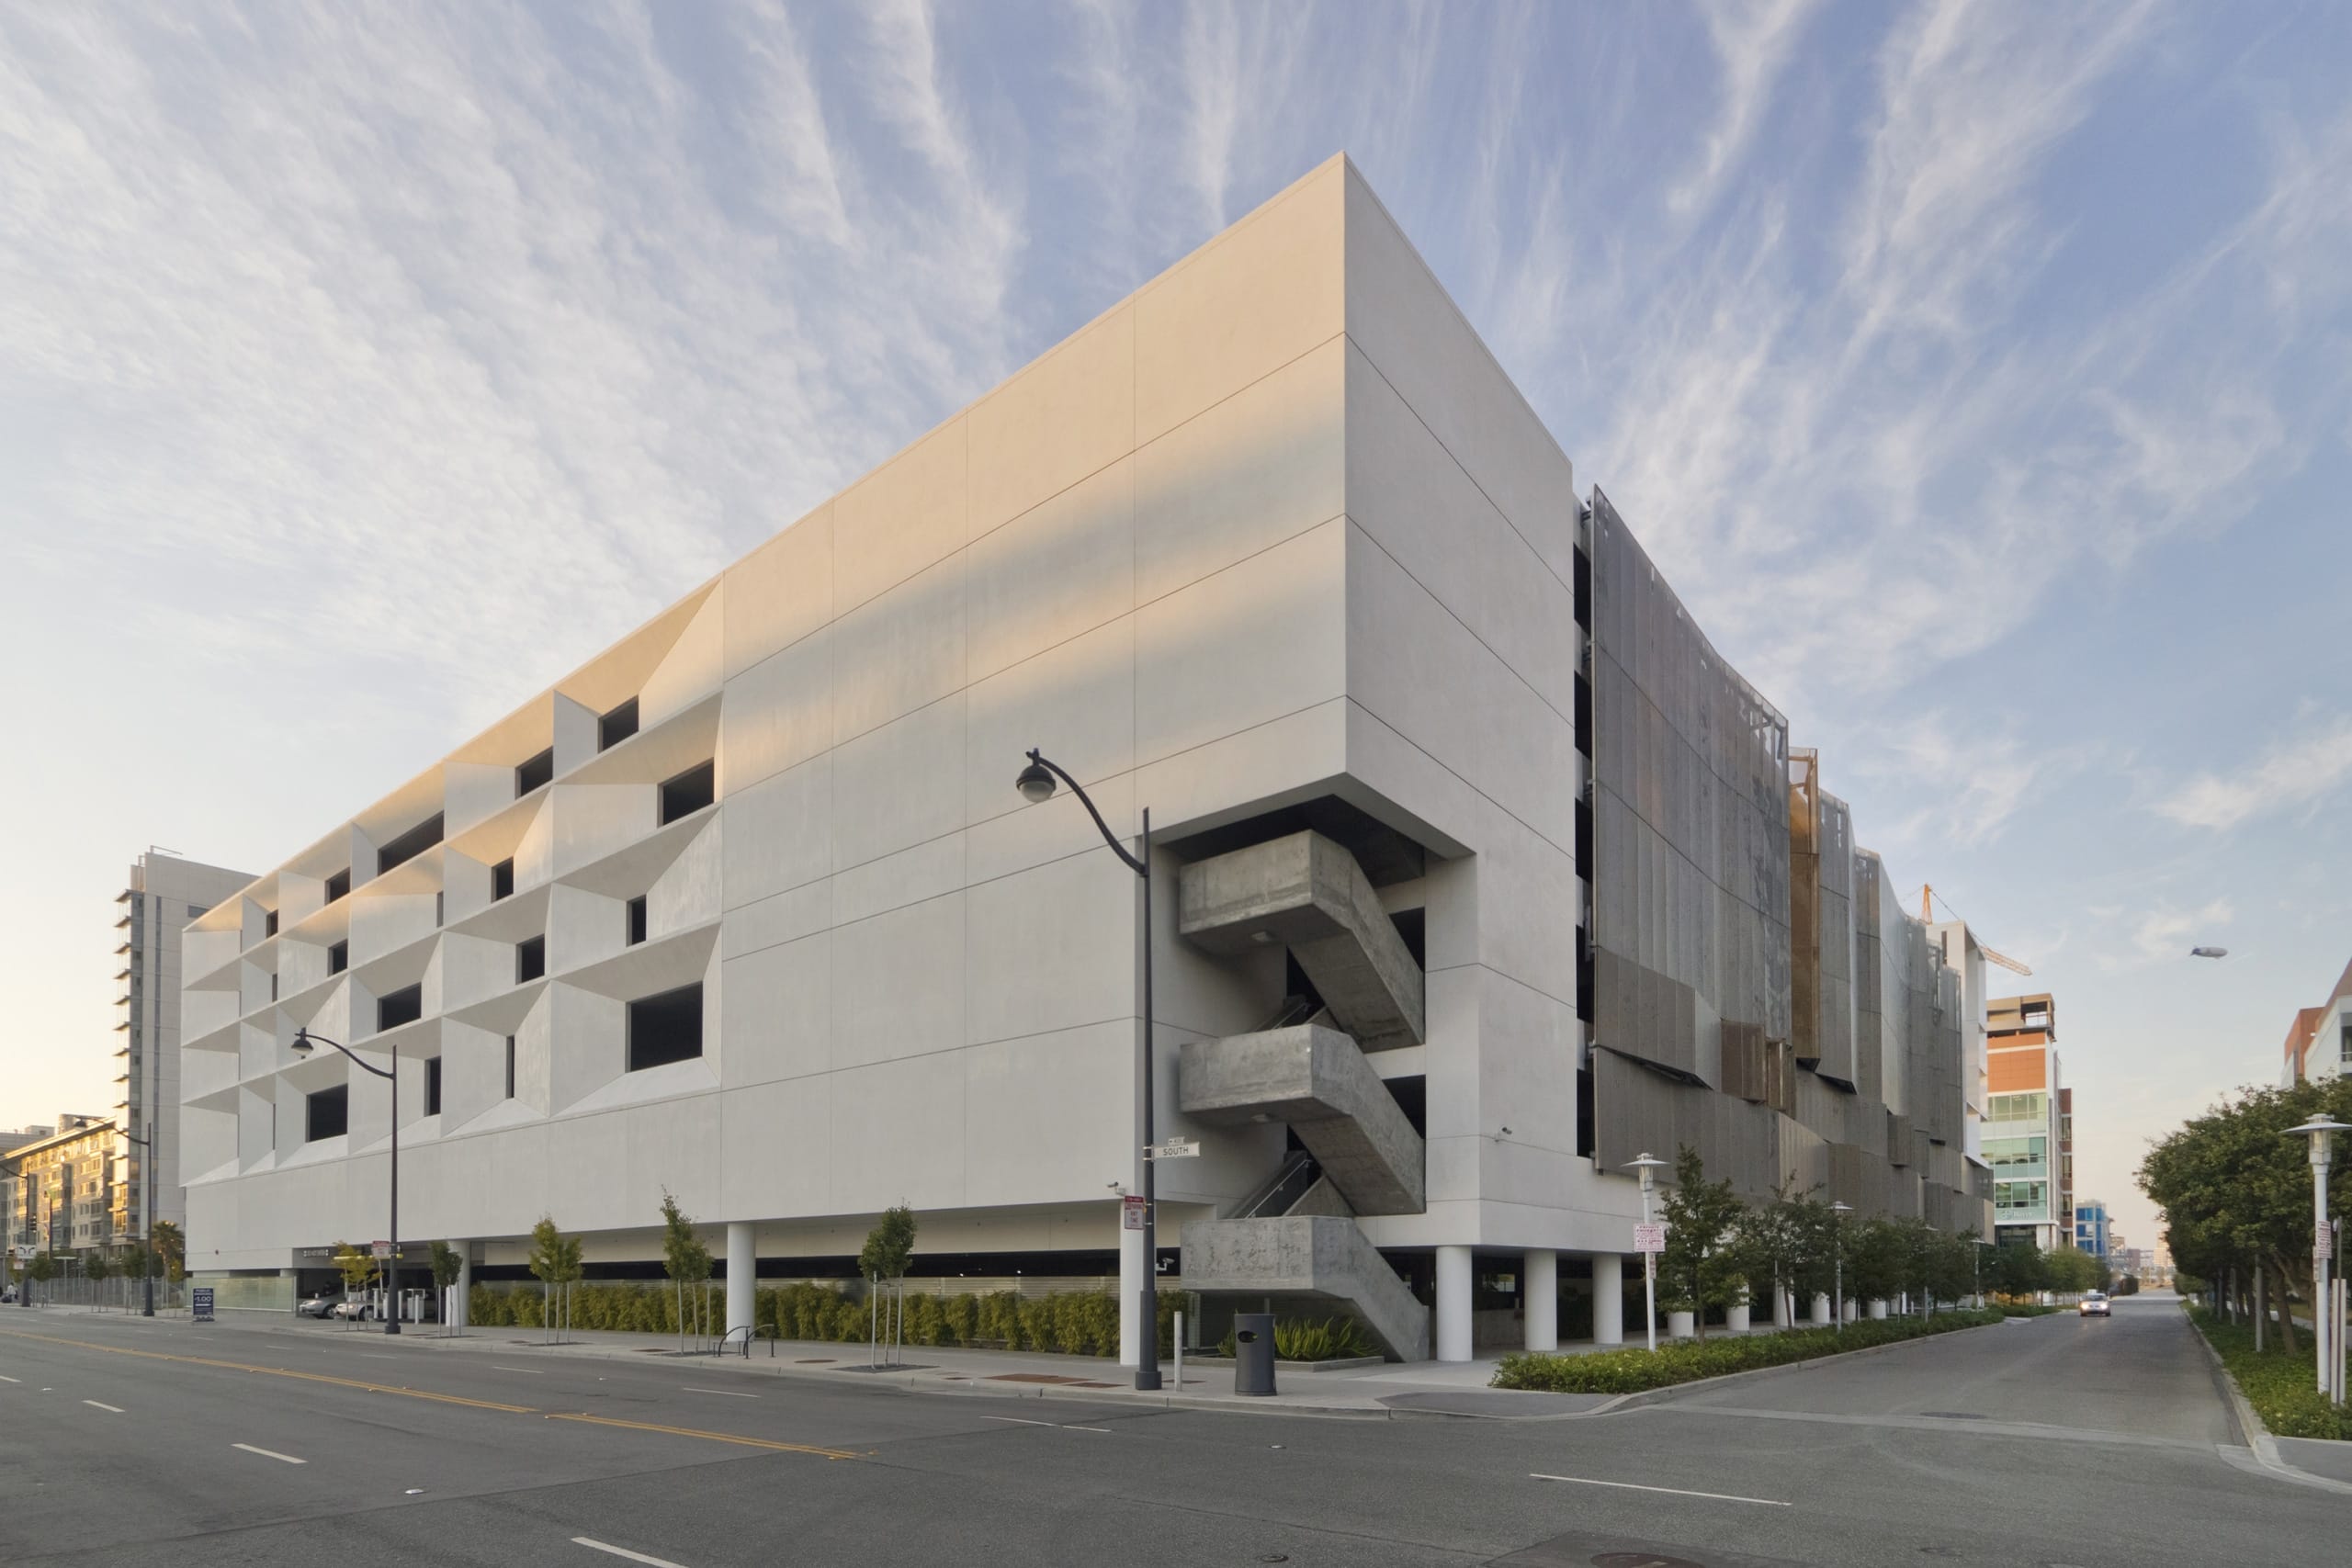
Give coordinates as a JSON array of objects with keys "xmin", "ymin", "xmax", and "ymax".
[
  {"xmin": 1135, "ymin": 517, "xmax": 1347, "ymax": 768},
  {"xmin": 1179, "ymin": 1023, "xmax": 1425, "ymax": 1214},
  {"xmin": 1344, "ymin": 520, "xmax": 1577, "ymax": 854},
  {"xmin": 967, "ymin": 456, "xmax": 1135, "ymax": 681},
  {"xmin": 965, "ymin": 851, "xmax": 1135, "ymax": 1048},
  {"xmin": 723, "ymin": 624, "xmax": 835, "ymax": 792},
  {"xmin": 1135, "ymin": 157, "xmax": 1345, "ymax": 445},
  {"xmin": 1135, "ymin": 334, "xmax": 1345, "ymax": 605},
  {"xmin": 719, "ymin": 1075, "xmax": 831, "ymax": 1220},
  {"xmin": 829, "ymin": 893, "xmax": 965, "ymax": 1071},
  {"xmin": 963, "ymin": 616, "xmax": 1135, "ymax": 835},
  {"xmin": 1179, "ymin": 830, "xmax": 1425, "ymax": 1052},
  {"xmin": 831, "ymin": 834, "xmax": 965, "ymax": 929},
  {"xmin": 834, "ymin": 416, "xmax": 968, "ymax": 615},
  {"xmin": 828, "ymin": 551, "xmax": 966, "ymax": 744},
  {"xmin": 831, "ymin": 693, "xmax": 967, "ymax": 873},
  {"xmin": 1182, "ymin": 1214, "xmax": 1430, "ymax": 1360},
  {"xmin": 723, "ymin": 754, "xmax": 831, "ymax": 911},
  {"xmin": 639, "ymin": 592, "xmax": 725, "ymax": 733},
  {"xmin": 722, "ymin": 503, "xmax": 832, "ymax": 680},
  {"xmin": 719, "ymin": 878, "xmax": 831, "ymax": 963},
  {"xmin": 962, "ymin": 1022, "xmax": 1134, "ymax": 1210},
  {"xmin": 967, "ymin": 767, "xmax": 1136, "ymax": 891},
  {"xmin": 969, "ymin": 305, "xmax": 1135, "ymax": 537},
  {"xmin": 828, "ymin": 1053, "xmax": 967, "ymax": 1214},
  {"xmin": 1343, "ymin": 341, "xmax": 1577, "ymax": 713},
  {"xmin": 1340, "ymin": 167, "xmax": 1577, "ymax": 584},
  {"xmin": 720, "ymin": 931, "xmax": 830, "ymax": 1089}
]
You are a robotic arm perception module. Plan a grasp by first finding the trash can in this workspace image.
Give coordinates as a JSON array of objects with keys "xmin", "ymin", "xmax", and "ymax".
[{"xmin": 1233, "ymin": 1313, "xmax": 1277, "ymax": 1397}]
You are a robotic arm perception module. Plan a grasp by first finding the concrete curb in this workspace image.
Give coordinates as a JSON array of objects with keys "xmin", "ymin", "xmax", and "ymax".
[{"xmin": 2178, "ymin": 1305, "xmax": 2352, "ymax": 1496}]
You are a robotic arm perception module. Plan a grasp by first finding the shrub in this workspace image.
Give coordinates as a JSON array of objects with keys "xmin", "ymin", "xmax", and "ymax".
[
  {"xmin": 942, "ymin": 1293, "xmax": 978, "ymax": 1347},
  {"xmin": 1272, "ymin": 1316, "xmax": 1376, "ymax": 1361},
  {"xmin": 1492, "ymin": 1308, "xmax": 2003, "ymax": 1394},
  {"xmin": 1997, "ymin": 1303, "xmax": 2063, "ymax": 1318},
  {"xmin": 978, "ymin": 1291, "xmax": 1023, "ymax": 1348},
  {"xmin": 2188, "ymin": 1306, "xmax": 2352, "ymax": 1441}
]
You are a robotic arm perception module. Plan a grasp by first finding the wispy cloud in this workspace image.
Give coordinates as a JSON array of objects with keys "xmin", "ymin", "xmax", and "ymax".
[
  {"xmin": 2154, "ymin": 715, "xmax": 2352, "ymax": 831},
  {"xmin": 1670, "ymin": 0, "xmax": 1826, "ymax": 216}
]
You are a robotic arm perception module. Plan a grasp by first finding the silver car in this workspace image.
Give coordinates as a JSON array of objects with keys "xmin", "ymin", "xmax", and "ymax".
[{"xmin": 2079, "ymin": 1291, "xmax": 2110, "ymax": 1317}]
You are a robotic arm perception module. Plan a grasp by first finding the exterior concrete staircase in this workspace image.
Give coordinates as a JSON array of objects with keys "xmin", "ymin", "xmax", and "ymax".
[{"xmin": 1176, "ymin": 830, "xmax": 1430, "ymax": 1360}]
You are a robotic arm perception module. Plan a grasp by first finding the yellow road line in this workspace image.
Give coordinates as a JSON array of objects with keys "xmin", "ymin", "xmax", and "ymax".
[
  {"xmin": 545, "ymin": 1411, "xmax": 863, "ymax": 1460},
  {"xmin": 0, "ymin": 1327, "xmax": 861, "ymax": 1461},
  {"xmin": 0, "ymin": 1329, "xmax": 535, "ymax": 1412}
]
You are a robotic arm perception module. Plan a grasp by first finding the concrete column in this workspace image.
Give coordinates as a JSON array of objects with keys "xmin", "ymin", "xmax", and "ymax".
[
  {"xmin": 1523, "ymin": 1249, "xmax": 1557, "ymax": 1352},
  {"xmin": 1773, "ymin": 1282, "xmax": 1792, "ymax": 1328},
  {"xmin": 454, "ymin": 1252, "xmax": 471, "ymax": 1331},
  {"xmin": 1436, "ymin": 1245, "xmax": 1474, "ymax": 1361},
  {"xmin": 1593, "ymin": 1254, "xmax": 1624, "ymax": 1346},
  {"xmin": 725, "ymin": 1222, "xmax": 755, "ymax": 1337},
  {"xmin": 1118, "ymin": 1209, "xmax": 1146, "ymax": 1368},
  {"xmin": 1726, "ymin": 1293, "xmax": 1751, "ymax": 1334},
  {"xmin": 1810, "ymin": 1292, "xmax": 1832, "ymax": 1325}
]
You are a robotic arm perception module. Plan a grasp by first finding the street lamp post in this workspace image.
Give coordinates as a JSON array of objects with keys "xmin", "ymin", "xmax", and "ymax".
[
  {"xmin": 1623, "ymin": 1153, "xmax": 1668, "ymax": 1352},
  {"xmin": 289, "ymin": 1028, "xmax": 401, "ymax": 1335},
  {"xmin": 1014, "ymin": 749, "xmax": 1162, "ymax": 1392},
  {"xmin": 1830, "ymin": 1201, "xmax": 1853, "ymax": 1330},
  {"xmin": 2285, "ymin": 1115, "xmax": 2349, "ymax": 1402},
  {"xmin": 120, "ymin": 1121, "xmax": 157, "ymax": 1316}
]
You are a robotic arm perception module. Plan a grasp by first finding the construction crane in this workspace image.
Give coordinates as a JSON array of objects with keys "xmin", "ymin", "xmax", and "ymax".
[{"xmin": 1918, "ymin": 884, "xmax": 2033, "ymax": 976}]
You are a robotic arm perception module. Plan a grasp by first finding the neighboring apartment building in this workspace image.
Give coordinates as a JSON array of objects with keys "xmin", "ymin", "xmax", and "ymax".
[
  {"xmin": 177, "ymin": 157, "xmax": 1987, "ymax": 1359},
  {"xmin": 1, "ymin": 1115, "xmax": 119, "ymax": 1257},
  {"xmin": 2281, "ymin": 955, "xmax": 2352, "ymax": 1086},
  {"xmin": 115, "ymin": 851, "xmax": 252, "ymax": 1240},
  {"xmin": 2074, "ymin": 1199, "xmax": 2110, "ymax": 1260},
  {"xmin": 1985, "ymin": 993, "xmax": 2067, "ymax": 1249}
]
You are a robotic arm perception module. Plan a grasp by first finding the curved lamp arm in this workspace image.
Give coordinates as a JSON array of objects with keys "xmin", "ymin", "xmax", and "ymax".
[
  {"xmin": 291, "ymin": 1027, "xmax": 397, "ymax": 1081},
  {"xmin": 1024, "ymin": 750, "xmax": 1147, "ymax": 876}
]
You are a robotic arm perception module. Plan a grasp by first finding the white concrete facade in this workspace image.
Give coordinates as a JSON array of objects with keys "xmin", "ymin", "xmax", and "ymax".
[{"xmin": 175, "ymin": 158, "xmax": 1628, "ymax": 1347}]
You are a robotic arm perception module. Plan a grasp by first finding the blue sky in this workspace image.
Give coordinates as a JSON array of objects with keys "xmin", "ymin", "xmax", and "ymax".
[{"xmin": 4, "ymin": 1, "xmax": 2348, "ymax": 1249}]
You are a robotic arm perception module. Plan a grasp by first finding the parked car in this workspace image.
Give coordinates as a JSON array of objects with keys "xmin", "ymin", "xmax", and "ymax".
[
  {"xmin": 330, "ymin": 1296, "xmax": 374, "ymax": 1321},
  {"xmin": 2079, "ymin": 1291, "xmax": 2111, "ymax": 1317},
  {"xmin": 296, "ymin": 1292, "xmax": 339, "ymax": 1318}
]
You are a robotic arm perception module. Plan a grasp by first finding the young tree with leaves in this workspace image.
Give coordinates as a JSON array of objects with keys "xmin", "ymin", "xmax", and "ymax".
[
  {"xmin": 331, "ymin": 1240, "xmax": 377, "ymax": 1320},
  {"xmin": 527, "ymin": 1216, "xmax": 582, "ymax": 1343},
  {"xmin": 1656, "ymin": 1146, "xmax": 1747, "ymax": 1342},
  {"xmin": 860, "ymin": 1204, "xmax": 919, "ymax": 1365},
  {"xmin": 83, "ymin": 1250, "xmax": 110, "ymax": 1308},
  {"xmin": 430, "ymin": 1240, "xmax": 465, "ymax": 1335},
  {"xmin": 150, "ymin": 1219, "xmax": 186, "ymax": 1283},
  {"xmin": 658, "ymin": 1190, "xmax": 712, "ymax": 1351}
]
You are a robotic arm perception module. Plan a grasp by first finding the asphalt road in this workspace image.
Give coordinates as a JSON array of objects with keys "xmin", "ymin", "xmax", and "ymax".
[{"xmin": 0, "ymin": 1293, "xmax": 2338, "ymax": 1568}]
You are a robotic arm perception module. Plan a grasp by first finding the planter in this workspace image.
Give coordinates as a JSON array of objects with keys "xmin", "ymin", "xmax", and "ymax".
[
  {"xmin": 1725, "ymin": 1302, "xmax": 1751, "ymax": 1333},
  {"xmin": 1667, "ymin": 1310, "xmax": 1696, "ymax": 1339}
]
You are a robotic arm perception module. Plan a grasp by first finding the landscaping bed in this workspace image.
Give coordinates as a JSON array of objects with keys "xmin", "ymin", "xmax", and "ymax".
[
  {"xmin": 2187, "ymin": 1305, "xmax": 2351, "ymax": 1441},
  {"xmin": 1491, "ymin": 1307, "xmax": 2004, "ymax": 1394}
]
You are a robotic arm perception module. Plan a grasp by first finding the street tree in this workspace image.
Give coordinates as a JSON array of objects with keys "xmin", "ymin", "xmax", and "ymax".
[
  {"xmin": 860, "ymin": 1204, "xmax": 920, "ymax": 1364},
  {"xmin": 331, "ymin": 1240, "xmax": 377, "ymax": 1314},
  {"xmin": 658, "ymin": 1190, "xmax": 712, "ymax": 1351},
  {"xmin": 27, "ymin": 1252, "xmax": 56, "ymax": 1301},
  {"xmin": 430, "ymin": 1240, "xmax": 465, "ymax": 1334},
  {"xmin": 1656, "ymin": 1146, "xmax": 1746, "ymax": 1341},
  {"xmin": 83, "ymin": 1250, "xmax": 110, "ymax": 1307},
  {"xmin": 150, "ymin": 1220, "xmax": 186, "ymax": 1283},
  {"xmin": 527, "ymin": 1217, "xmax": 582, "ymax": 1344}
]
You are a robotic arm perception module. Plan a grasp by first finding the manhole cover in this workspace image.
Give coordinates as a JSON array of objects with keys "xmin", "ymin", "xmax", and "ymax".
[{"xmin": 1591, "ymin": 1555, "xmax": 1705, "ymax": 1568}]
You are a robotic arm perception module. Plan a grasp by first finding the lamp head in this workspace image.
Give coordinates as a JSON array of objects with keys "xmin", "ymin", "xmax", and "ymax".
[
  {"xmin": 1014, "ymin": 751, "xmax": 1057, "ymax": 805},
  {"xmin": 1831, "ymin": 1201, "xmax": 1853, "ymax": 1216},
  {"xmin": 289, "ymin": 1028, "xmax": 314, "ymax": 1057},
  {"xmin": 2285, "ymin": 1114, "xmax": 2352, "ymax": 1166}
]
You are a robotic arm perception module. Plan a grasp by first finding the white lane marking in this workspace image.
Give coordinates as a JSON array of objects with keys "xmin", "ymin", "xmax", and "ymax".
[
  {"xmin": 981, "ymin": 1415, "xmax": 1108, "ymax": 1432},
  {"xmin": 232, "ymin": 1443, "xmax": 307, "ymax": 1465},
  {"xmin": 0, "ymin": 1374, "xmax": 18, "ymax": 1382},
  {"xmin": 1531, "ymin": 1473, "xmax": 1788, "ymax": 1507},
  {"xmin": 573, "ymin": 1539, "xmax": 692, "ymax": 1568},
  {"xmin": 680, "ymin": 1386, "xmax": 758, "ymax": 1399},
  {"xmin": 84, "ymin": 1400, "xmax": 125, "ymax": 1413},
  {"xmin": 491, "ymin": 1366, "xmax": 546, "ymax": 1374}
]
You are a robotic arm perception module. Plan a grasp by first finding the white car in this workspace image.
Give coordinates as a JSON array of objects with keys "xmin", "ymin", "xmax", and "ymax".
[
  {"xmin": 330, "ymin": 1296, "xmax": 375, "ymax": 1321},
  {"xmin": 2079, "ymin": 1292, "xmax": 2110, "ymax": 1317}
]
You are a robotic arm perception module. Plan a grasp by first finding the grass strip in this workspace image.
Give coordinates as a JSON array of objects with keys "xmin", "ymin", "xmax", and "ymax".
[{"xmin": 2186, "ymin": 1305, "xmax": 2351, "ymax": 1441}]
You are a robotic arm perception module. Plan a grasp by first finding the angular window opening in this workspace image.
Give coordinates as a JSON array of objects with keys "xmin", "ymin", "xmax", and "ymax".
[
  {"xmin": 515, "ymin": 935, "xmax": 546, "ymax": 985},
  {"xmin": 377, "ymin": 984, "xmax": 423, "ymax": 1032},
  {"xmin": 598, "ymin": 697, "xmax": 639, "ymax": 752},
  {"xmin": 424, "ymin": 1056, "xmax": 443, "ymax": 1117},
  {"xmin": 325, "ymin": 869, "xmax": 351, "ymax": 904},
  {"xmin": 264, "ymin": 909, "xmax": 279, "ymax": 939},
  {"xmin": 504, "ymin": 1035, "xmax": 516, "ymax": 1100},
  {"xmin": 627, "ymin": 984, "xmax": 703, "ymax": 1072},
  {"xmin": 305, "ymin": 1085, "xmax": 349, "ymax": 1143},
  {"xmin": 659, "ymin": 760, "xmax": 715, "ymax": 825},
  {"xmin": 269, "ymin": 973, "xmax": 279, "ymax": 1002},
  {"xmin": 492, "ymin": 857, "xmax": 515, "ymax": 901},
  {"xmin": 515, "ymin": 746, "xmax": 555, "ymax": 796},
  {"xmin": 435, "ymin": 890, "xmax": 445, "ymax": 928},
  {"xmin": 376, "ymin": 813, "xmax": 444, "ymax": 877},
  {"xmin": 328, "ymin": 940, "xmax": 348, "ymax": 976},
  {"xmin": 627, "ymin": 895, "xmax": 649, "ymax": 946}
]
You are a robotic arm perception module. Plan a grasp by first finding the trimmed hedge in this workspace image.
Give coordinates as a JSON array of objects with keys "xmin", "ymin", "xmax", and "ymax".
[
  {"xmin": 1996, "ymin": 1303, "xmax": 2064, "ymax": 1318},
  {"xmin": 468, "ymin": 1280, "xmax": 1175, "ymax": 1359},
  {"xmin": 2188, "ymin": 1305, "xmax": 2352, "ymax": 1441},
  {"xmin": 1492, "ymin": 1308, "xmax": 2004, "ymax": 1394}
]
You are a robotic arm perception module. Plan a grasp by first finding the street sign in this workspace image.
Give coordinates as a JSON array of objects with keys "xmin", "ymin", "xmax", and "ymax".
[
  {"xmin": 1144, "ymin": 1139, "xmax": 1200, "ymax": 1161},
  {"xmin": 191, "ymin": 1287, "xmax": 215, "ymax": 1324},
  {"xmin": 10, "ymin": 1245, "xmax": 33, "ymax": 1262},
  {"xmin": 371, "ymin": 1240, "xmax": 393, "ymax": 1260},
  {"xmin": 2318, "ymin": 1224, "xmax": 2334, "ymax": 1260},
  {"xmin": 1122, "ymin": 1195, "xmax": 1147, "ymax": 1232},
  {"xmin": 1633, "ymin": 1222, "xmax": 1667, "ymax": 1254}
]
